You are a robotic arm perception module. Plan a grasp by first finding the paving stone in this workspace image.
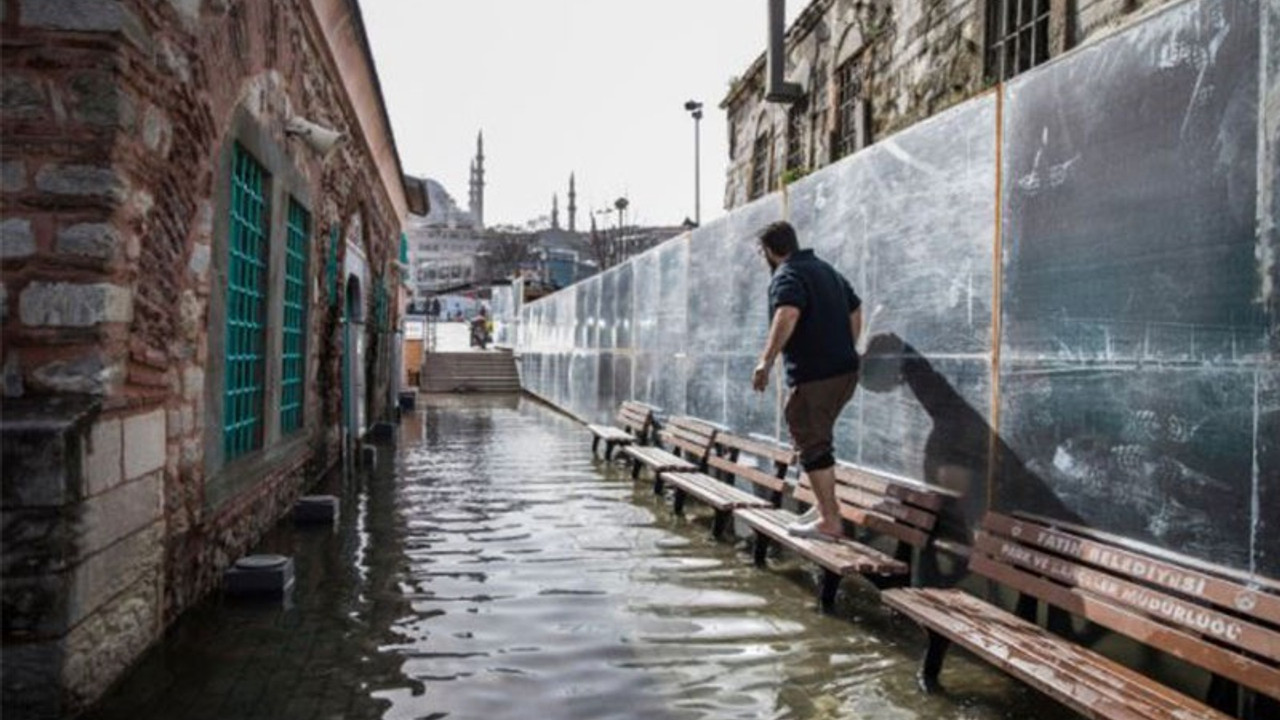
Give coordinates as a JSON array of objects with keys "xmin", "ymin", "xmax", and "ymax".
[
  {"xmin": 22, "ymin": 0, "xmax": 124, "ymax": 32},
  {"xmin": 19, "ymin": 282, "xmax": 132, "ymax": 327},
  {"xmin": 1, "ymin": 160, "xmax": 27, "ymax": 192},
  {"xmin": 0, "ymin": 219, "xmax": 34, "ymax": 259},
  {"xmin": 1, "ymin": 74, "xmax": 46, "ymax": 121},
  {"xmin": 31, "ymin": 350, "xmax": 122, "ymax": 395},
  {"xmin": 83, "ymin": 417, "xmax": 122, "ymax": 497},
  {"xmin": 35, "ymin": 164, "xmax": 127, "ymax": 200},
  {"xmin": 57, "ymin": 223, "xmax": 119, "ymax": 259},
  {"xmin": 79, "ymin": 471, "xmax": 162, "ymax": 555},
  {"xmin": 122, "ymin": 409, "xmax": 165, "ymax": 479}
]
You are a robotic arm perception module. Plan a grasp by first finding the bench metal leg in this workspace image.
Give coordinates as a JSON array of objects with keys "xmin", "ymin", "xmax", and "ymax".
[
  {"xmin": 604, "ymin": 441, "xmax": 616, "ymax": 460},
  {"xmin": 753, "ymin": 533, "xmax": 770, "ymax": 568},
  {"xmin": 592, "ymin": 437, "xmax": 601, "ymax": 456},
  {"xmin": 819, "ymin": 569, "xmax": 841, "ymax": 613},
  {"xmin": 867, "ymin": 573, "xmax": 909, "ymax": 591},
  {"xmin": 652, "ymin": 474, "xmax": 664, "ymax": 495},
  {"xmin": 918, "ymin": 630, "xmax": 951, "ymax": 693},
  {"xmin": 1207, "ymin": 674, "xmax": 1239, "ymax": 716},
  {"xmin": 1248, "ymin": 688, "xmax": 1280, "ymax": 720},
  {"xmin": 672, "ymin": 488, "xmax": 686, "ymax": 515},
  {"xmin": 631, "ymin": 459, "xmax": 642, "ymax": 479},
  {"xmin": 1014, "ymin": 592, "xmax": 1038, "ymax": 623},
  {"xmin": 711, "ymin": 510, "xmax": 729, "ymax": 539},
  {"xmin": 1046, "ymin": 605, "xmax": 1072, "ymax": 638}
]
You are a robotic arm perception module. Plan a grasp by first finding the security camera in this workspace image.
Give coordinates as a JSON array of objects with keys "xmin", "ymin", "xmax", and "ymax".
[{"xmin": 285, "ymin": 116, "xmax": 344, "ymax": 157}]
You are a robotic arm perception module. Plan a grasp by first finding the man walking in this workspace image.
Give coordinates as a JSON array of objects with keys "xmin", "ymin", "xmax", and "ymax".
[{"xmin": 751, "ymin": 221, "xmax": 862, "ymax": 541}]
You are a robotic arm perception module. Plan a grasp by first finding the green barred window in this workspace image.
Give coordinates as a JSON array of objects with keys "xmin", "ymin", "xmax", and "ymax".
[
  {"xmin": 224, "ymin": 144, "xmax": 268, "ymax": 461},
  {"xmin": 281, "ymin": 198, "xmax": 310, "ymax": 435}
]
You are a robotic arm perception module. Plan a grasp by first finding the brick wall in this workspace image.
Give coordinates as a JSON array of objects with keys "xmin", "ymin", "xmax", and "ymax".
[
  {"xmin": 722, "ymin": 0, "xmax": 1181, "ymax": 210},
  {"xmin": 1, "ymin": 0, "xmax": 406, "ymax": 714}
]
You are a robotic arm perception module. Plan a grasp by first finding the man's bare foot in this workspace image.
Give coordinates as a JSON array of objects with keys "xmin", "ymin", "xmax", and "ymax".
[{"xmin": 786, "ymin": 519, "xmax": 844, "ymax": 542}]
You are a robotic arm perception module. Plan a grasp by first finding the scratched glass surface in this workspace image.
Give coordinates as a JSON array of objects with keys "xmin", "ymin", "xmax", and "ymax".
[{"xmin": 84, "ymin": 396, "xmax": 1071, "ymax": 720}]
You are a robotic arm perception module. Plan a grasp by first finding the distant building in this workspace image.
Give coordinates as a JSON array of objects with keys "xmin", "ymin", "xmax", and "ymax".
[
  {"xmin": 404, "ymin": 134, "xmax": 489, "ymax": 307},
  {"xmin": 721, "ymin": 0, "xmax": 1180, "ymax": 210}
]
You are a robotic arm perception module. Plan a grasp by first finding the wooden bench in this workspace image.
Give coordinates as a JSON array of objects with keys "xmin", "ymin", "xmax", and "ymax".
[
  {"xmin": 621, "ymin": 416, "xmax": 718, "ymax": 491},
  {"xmin": 662, "ymin": 431, "xmax": 797, "ymax": 538},
  {"xmin": 736, "ymin": 461, "xmax": 950, "ymax": 611},
  {"xmin": 883, "ymin": 512, "xmax": 1280, "ymax": 720},
  {"xmin": 586, "ymin": 401, "xmax": 655, "ymax": 459}
]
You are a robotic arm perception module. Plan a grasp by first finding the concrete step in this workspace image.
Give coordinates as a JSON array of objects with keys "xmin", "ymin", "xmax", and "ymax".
[{"xmin": 420, "ymin": 352, "xmax": 521, "ymax": 394}]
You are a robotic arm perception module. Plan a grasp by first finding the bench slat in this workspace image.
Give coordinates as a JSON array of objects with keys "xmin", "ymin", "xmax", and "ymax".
[
  {"xmin": 623, "ymin": 446, "xmax": 697, "ymax": 472},
  {"xmin": 970, "ymin": 553, "xmax": 1280, "ymax": 700},
  {"xmin": 735, "ymin": 507, "xmax": 908, "ymax": 576},
  {"xmin": 706, "ymin": 454, "xmax": 787, "ymax": 494},
  {"xmin": 884, "ymin": 588, "xmax": 1230, "ymax": 720},
  {"xmin": 799, "ymin": 475, "xmax": 937, "ymax": 530},
  {"xmin": 934, "ymin": 589, "xmax": 1226, "ymax": 716},
  {"xmin": 715, "ymin": 433, "xmax": 796, "ymax": 465},
  {"xmin": 663, "ymin": 472, "xmax": 774, "ymax": 512},
  {"xmin": 974, "ymin": 532, "xmax": 1280, "ymax": 663},
  {"xmin": 895, "ymin": 590, "xmax": 1212, "ymax": 720},
  {"xmin": 834, "ymin": 463, "xmax": 949, "ymax": 511},
  {"xmin": 588, "ymin": 425, "xmax": 634, "ymax": 441},
  {"xmin": 793, "ymin": 485, "xmax": 930, "ymax": 548},
  {"xmin": 985, "ymin": 513, "xmax": 1280, "ymax": 626}
]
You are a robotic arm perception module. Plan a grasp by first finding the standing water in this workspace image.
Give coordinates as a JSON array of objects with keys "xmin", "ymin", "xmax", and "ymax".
[{"xmin": 86, "ymin": 395, "xmax": 1070, "ymax": 719}]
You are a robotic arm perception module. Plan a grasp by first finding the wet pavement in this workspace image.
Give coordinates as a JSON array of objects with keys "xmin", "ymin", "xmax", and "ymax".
[{"xmin": 85, "ymin": 394, "xmax": 1073, "ymax": 720}]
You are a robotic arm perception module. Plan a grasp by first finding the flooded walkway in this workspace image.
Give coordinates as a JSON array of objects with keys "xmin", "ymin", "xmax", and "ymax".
[{"xmin": 86, "ymin": 395, "xmax": 1070, "ymax": 720}]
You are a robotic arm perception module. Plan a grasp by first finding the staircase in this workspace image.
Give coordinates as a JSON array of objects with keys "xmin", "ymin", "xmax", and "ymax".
[{"xmin": 420, "ymin": 351, "xmax": 521, "ymax": 393}]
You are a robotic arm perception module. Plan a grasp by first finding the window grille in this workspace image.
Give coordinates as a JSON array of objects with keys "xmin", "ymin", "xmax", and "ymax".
[
  {"xmin": 281, "ymin": 198, "xmax": 309, "ymax": 435},
  {"xmin": 749, "ymin": 131, "xmax": 771, "ymax": 200},
  {"xmin": 986, "ymin": 0, "xmax": 1051, "ymax": 82},
  {"xmin": 786, "ymin": 98, "xmax": 808, "ymax": 171},
  {"xmin": 223, "ymin": 144, "xmax": 268, "ymax": 461},
  {"xmin": 833, "ymin": 56, "xmax": 863, "ymax": 161}
]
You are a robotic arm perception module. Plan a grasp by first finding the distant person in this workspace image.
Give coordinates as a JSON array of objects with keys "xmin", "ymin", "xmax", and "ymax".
[
  {"xmin": 428, "ymin": 297, "xmax": 441, "ymax": 319},
  {"xmin": 750, "ymin": 221, "xmax": 862, "ymax": 542},
  {"xmin": 470, "ymin": 308, "xmax": 490, "ymax": 350}
]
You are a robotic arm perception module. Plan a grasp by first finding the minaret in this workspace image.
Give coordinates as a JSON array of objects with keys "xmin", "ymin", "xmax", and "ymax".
[
  {"xmin": 551, "ymin": 193, "xmax": 560, "ymax": 230},
  {"xmin": 568, "ymin": 173, "xmax": 577, "ymax": 233},
  {"xmin": 468, "ymin": 130, "xmax": 485, "ymax": 229}
]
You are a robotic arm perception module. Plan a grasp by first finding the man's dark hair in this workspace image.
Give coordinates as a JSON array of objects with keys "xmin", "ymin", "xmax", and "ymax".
[{"xmin": 758, "ymin": 221, "xmax": 799, "ymax": 256}]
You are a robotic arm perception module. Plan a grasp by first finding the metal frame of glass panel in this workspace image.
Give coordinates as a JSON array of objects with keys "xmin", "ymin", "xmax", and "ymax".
[
  {"xmin": 281, "ymin": 197, "xmax": 309, "ymax": 435},
  {"xmin": 224, "ymin": 144, "xmax": 268, "ymax": 460}
]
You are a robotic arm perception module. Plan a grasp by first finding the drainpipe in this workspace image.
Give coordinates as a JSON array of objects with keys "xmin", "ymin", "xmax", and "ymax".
[{"xmin": 766, "ymin": 0, "xmax": 804, "ymax": 103}]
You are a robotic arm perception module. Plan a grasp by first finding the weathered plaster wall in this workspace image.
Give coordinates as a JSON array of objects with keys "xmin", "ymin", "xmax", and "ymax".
[{"xmin": 722, "ymin": 0, "xmax": 1183, "ymax": 210}]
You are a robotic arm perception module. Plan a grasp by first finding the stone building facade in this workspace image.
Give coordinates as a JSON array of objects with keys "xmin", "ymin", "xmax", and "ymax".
[
  {"xmin": 722, "ymin": 0, "xmax": 1180, "ymax": 209},
  {"xmin": 0, "ymin": 0, "xmax": 419, "ymax": 716}
]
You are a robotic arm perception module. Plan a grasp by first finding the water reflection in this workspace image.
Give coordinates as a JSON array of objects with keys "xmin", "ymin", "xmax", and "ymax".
[{"xmin": 86, "ymin": 394, "xmax": 1072, "ymax": 720}]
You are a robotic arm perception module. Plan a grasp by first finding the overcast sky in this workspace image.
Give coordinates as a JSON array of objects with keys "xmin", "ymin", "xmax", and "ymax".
[{"xmin": 361, "ymin": 1, "xmax": 804, "ymax": 228}]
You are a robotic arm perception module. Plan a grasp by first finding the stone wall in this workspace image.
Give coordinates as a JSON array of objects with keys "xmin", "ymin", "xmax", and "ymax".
[
  {"xmin": 722, "ymin": 0, "xmax": 1180, "ymax": 210},
  {"xmin": 1, "ymin": 0, "xmax": 408, "ymax": 715}
]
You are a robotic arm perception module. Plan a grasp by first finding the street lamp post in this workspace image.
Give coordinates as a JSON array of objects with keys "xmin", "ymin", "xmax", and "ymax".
[{"xmin": 684, "ymin": 100, "xmax": 703, "ymax": 226}]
